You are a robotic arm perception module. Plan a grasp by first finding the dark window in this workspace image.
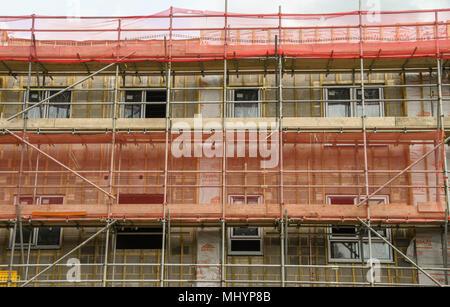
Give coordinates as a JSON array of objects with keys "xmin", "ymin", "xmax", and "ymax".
[
  {"xmin": 124, "ymin": 90, "xmax": 142, "ymax": 118},
  {"xmin": 228, "ymin": 227, "xmax": 263, "ymax": 255},
  {"xmin": 233, "ymin": 227, "xmax": 259, "ymax": 237},
  {"xmin": 116, "ymin": 227, "xmax": 163, "ymax": 249},
  {"xmin": 48, "ymin": 90, "xmax": 71, "ymax": 118},
  {"xmin": 327, "ymin": 88, "xmax": 351, "ymax": 117},
  {"xmin": 230, "ymin": 240, "xmax": 261, "ymax": 252},
  {"xmin": 29, "ymin": 91, "xmax": 42, "ymax": 102},
  {"xmin": 36, "ymin": 227, "xmax": 61, "ymax": 246},
  {"xmin": 331, "ymin": 227, "xmax": 357, "ymax": 236},
  {"xmin": 234, "ymin": 89, "xmax": 259, "ymax": 118},
  {"xmin": 118, "ymin": 194, "xmax": 164, "ymax": 204},
  {"xmin": 10, "ymin": 196, "xmax": 63, "ymax": 249},
  {"xmin": 356, "ymin": 88, "xmax": 382, "ymax": 117},
  {"xmin": 14, "ymin": 227, "xmax": 33, "ymax": 245},
  {"xmin": 145, "ymin": 90, "xmax": 167, "ymax": 118},
  {"xmin": 13, "ymin": 227, "xmax": 61, "ymax": 248},
  {"xmin": 28, "ymin": 91, "xmax": 44, "ymax": 118}
]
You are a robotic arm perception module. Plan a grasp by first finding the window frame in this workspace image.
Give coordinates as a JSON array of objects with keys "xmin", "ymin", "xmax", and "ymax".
[
  {"xmin": 355, "ymin": 87, "xmax": 385, "ymax": 118},
  {"xmin": 121, "ymin": 90, "xmax": 144, "ymax": 118},
  {"xmin": 27, "ymin": 89, "xmax": 72, "ymax": 119},
  {"xmin": 121, "ymin": 89, "xmax": 167, "ymax": 119},
  {"xmin": 145, "ymin": 89, "xmax": 167, "ymax": 118},
  {"xmin": 115, "ymin": 227, "xmax": 163, "ymax": 250},
  {"xmin": 228, "ymin": 195, "xmax": 262, "ymax": 205},
  {"xmin": 230, "ymin": 88, "xmax": 262, "ymax": 118},
  {"xmin": 227, "ymin": 194, "xmax": 264, "ymax": 256},
  {"xmin": 326, "ymin": 195, "xmax": 393, "ymax": 263},
  {"xmin": 9, "ymin": 195, "xmax": 63, "ymax": 250},
  {"xmin": 227, "ymin": 227, "xmax": 264, "ymax": 256},
  {"xmin": 9, "ymin": 226, "xmax": 63, "ymax": 250},
  {"xmin": 324, "ymin": 87, "xmax": 384, "ymax": 118},
  {"xmin": 230, "ymin": 227, "xmax": 262, "ymax": 239}
]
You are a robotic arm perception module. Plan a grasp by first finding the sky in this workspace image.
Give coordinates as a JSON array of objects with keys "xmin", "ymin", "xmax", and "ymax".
[{"xmin": 1, "ymin": 0, "xmax": 448, "ymax": 16}]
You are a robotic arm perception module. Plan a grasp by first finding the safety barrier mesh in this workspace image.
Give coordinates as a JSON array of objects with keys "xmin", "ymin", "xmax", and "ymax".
[
  {"xmin": 0, "ymin": 8, "xmax": 449, "ymax": 63},
  {"xmin": 0, "ymin": 131, "xmax": 444, "ymax": 222}
]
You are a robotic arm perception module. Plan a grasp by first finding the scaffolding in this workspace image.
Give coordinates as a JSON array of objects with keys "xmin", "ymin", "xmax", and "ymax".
[{"xmin": 0, "ymin": 4, "xmax": 449, "ymax": 287}]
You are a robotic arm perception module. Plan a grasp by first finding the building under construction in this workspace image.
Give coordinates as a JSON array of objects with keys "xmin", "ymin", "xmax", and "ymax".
[{"xmin": 0, "ymin": 6, "xmax": 449, "ymax": 287}]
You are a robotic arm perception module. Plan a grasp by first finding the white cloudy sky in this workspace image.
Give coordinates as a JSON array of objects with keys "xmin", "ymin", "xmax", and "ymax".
[{"xmin": 1, "ymin": 0, "xmax": 449, "ymax": 16}]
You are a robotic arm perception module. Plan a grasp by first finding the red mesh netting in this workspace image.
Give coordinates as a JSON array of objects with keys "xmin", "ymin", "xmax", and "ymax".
[
  {"xmin": 0, "ymin": 7, "xmax": 449, "ymax": 63},
  {"xmin": 0, "ymin": 130, "xmax": 445, "ymax": 222}
]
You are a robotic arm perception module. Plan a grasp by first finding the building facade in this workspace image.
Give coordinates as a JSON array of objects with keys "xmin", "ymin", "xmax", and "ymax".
[{"xmin": 0, "ymin": 8, "xmax": 449, "ymax": 286}]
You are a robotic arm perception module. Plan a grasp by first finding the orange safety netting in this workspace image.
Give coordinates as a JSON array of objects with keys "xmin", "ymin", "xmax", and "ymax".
[
  {"xmin": 0, "ymin": 130, "xmax": 442, "ymax": 144},
  {"xmin": 0, "ymin": 7, "xmax": 449, "ymax": 63},
  {"xmin": 0, "ymin": 130, "xmax": 445, "ymax": 222}
]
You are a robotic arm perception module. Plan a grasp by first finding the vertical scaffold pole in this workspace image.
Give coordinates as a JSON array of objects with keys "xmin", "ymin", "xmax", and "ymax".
[
  {"xmin": 7, "ymin": 220, "xmax": 17, "ymax": 287},
  {"xmin": 277, "ymin": 5, "xmax": 285, "ymax": 287},
  {"xmin": 109, "ymin": 64, "xmax": 119, "ymax": 217},
  {"xmin": 280, "ymin": 217, "xmax": 285, "ymax": 287},
  {"xmin": 222, "ymin": 63, "xmax": 227, "ymax": 218},
  {"xmin": 167, "ymin": 210, "xmax": 171, "ymax": 286},
  {"xmin": 111, "ymin": 229, "xmax": 117, "ymax": 286},
  {"xmin": 102, "ymin": 226, "xmax": 110, "ymax": 287},
  {"xmin": 109, "ymin": 17, "xmax": 121, "ymax": 218},
  {"xmin": 24, "ymin": 226, "xmax": 32, "ymax": 282},
  {"xmin": 359, "ymin": 0, "xmax": 374, "ymax": 287},
  {"xmin": 160, "ymin": 218, "xmax": 167, "ymax": 287},
  {"xmin": 163, "ymin": 2, "xmax": 172, "ymax": 270},
  {"xmin": 220, "ymin": 0, "xmax": 228, "ymax": 287},
  {"xmin": 221, "ymin": 219, "xmax": 226, "ymax": 287},
  {"xmin": 437, "ymin": 58, "xmax": 449, "ymax": 285},
  {"xmin": 222, "ymin": 0, "xmax": 228, "ymax": 222},
  {"xmin": 163, "ymin": 61, "xmax": 171, "ymax": 220},
  {"xmin": 222, "ymin": 1, "xmax": 228, "ymax": 287},
  {"xmin": 15, "ymin": 61, "xmax": 33, "ymax": 273},
  {"xmin": 277, "ymin": 6, "xmax": 284, "ymax": 218},
  {"xmin": 166, "ymin": 13, "xmax": 173, "ymax": 280},
  {"xmin": 163, "ymin": 7, "xmax": 173, "ymax": 221},
  {"xmin": 20, "ymin": 61, "xmax": 34, "ymax": 282},
  {"xmin": 284, "ymin": 210, "xmax": 288, "ymax": 286}
]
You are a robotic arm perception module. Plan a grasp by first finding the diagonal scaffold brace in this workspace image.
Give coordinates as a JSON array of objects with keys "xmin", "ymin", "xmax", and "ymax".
[
  {"xmin": 21, "ymin": 219, "xmax": 118, "ymax": 287},
  {"xmin": 3, "ymin": 128, "xmax": 116, "ymax": 200},
  {"xmin": 357, "ymin": 217, "xmax": 443, "ymax": 287},
  {"xmin": 355, "ymin": 141, "xmax": 444, "ymax": 207}
]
